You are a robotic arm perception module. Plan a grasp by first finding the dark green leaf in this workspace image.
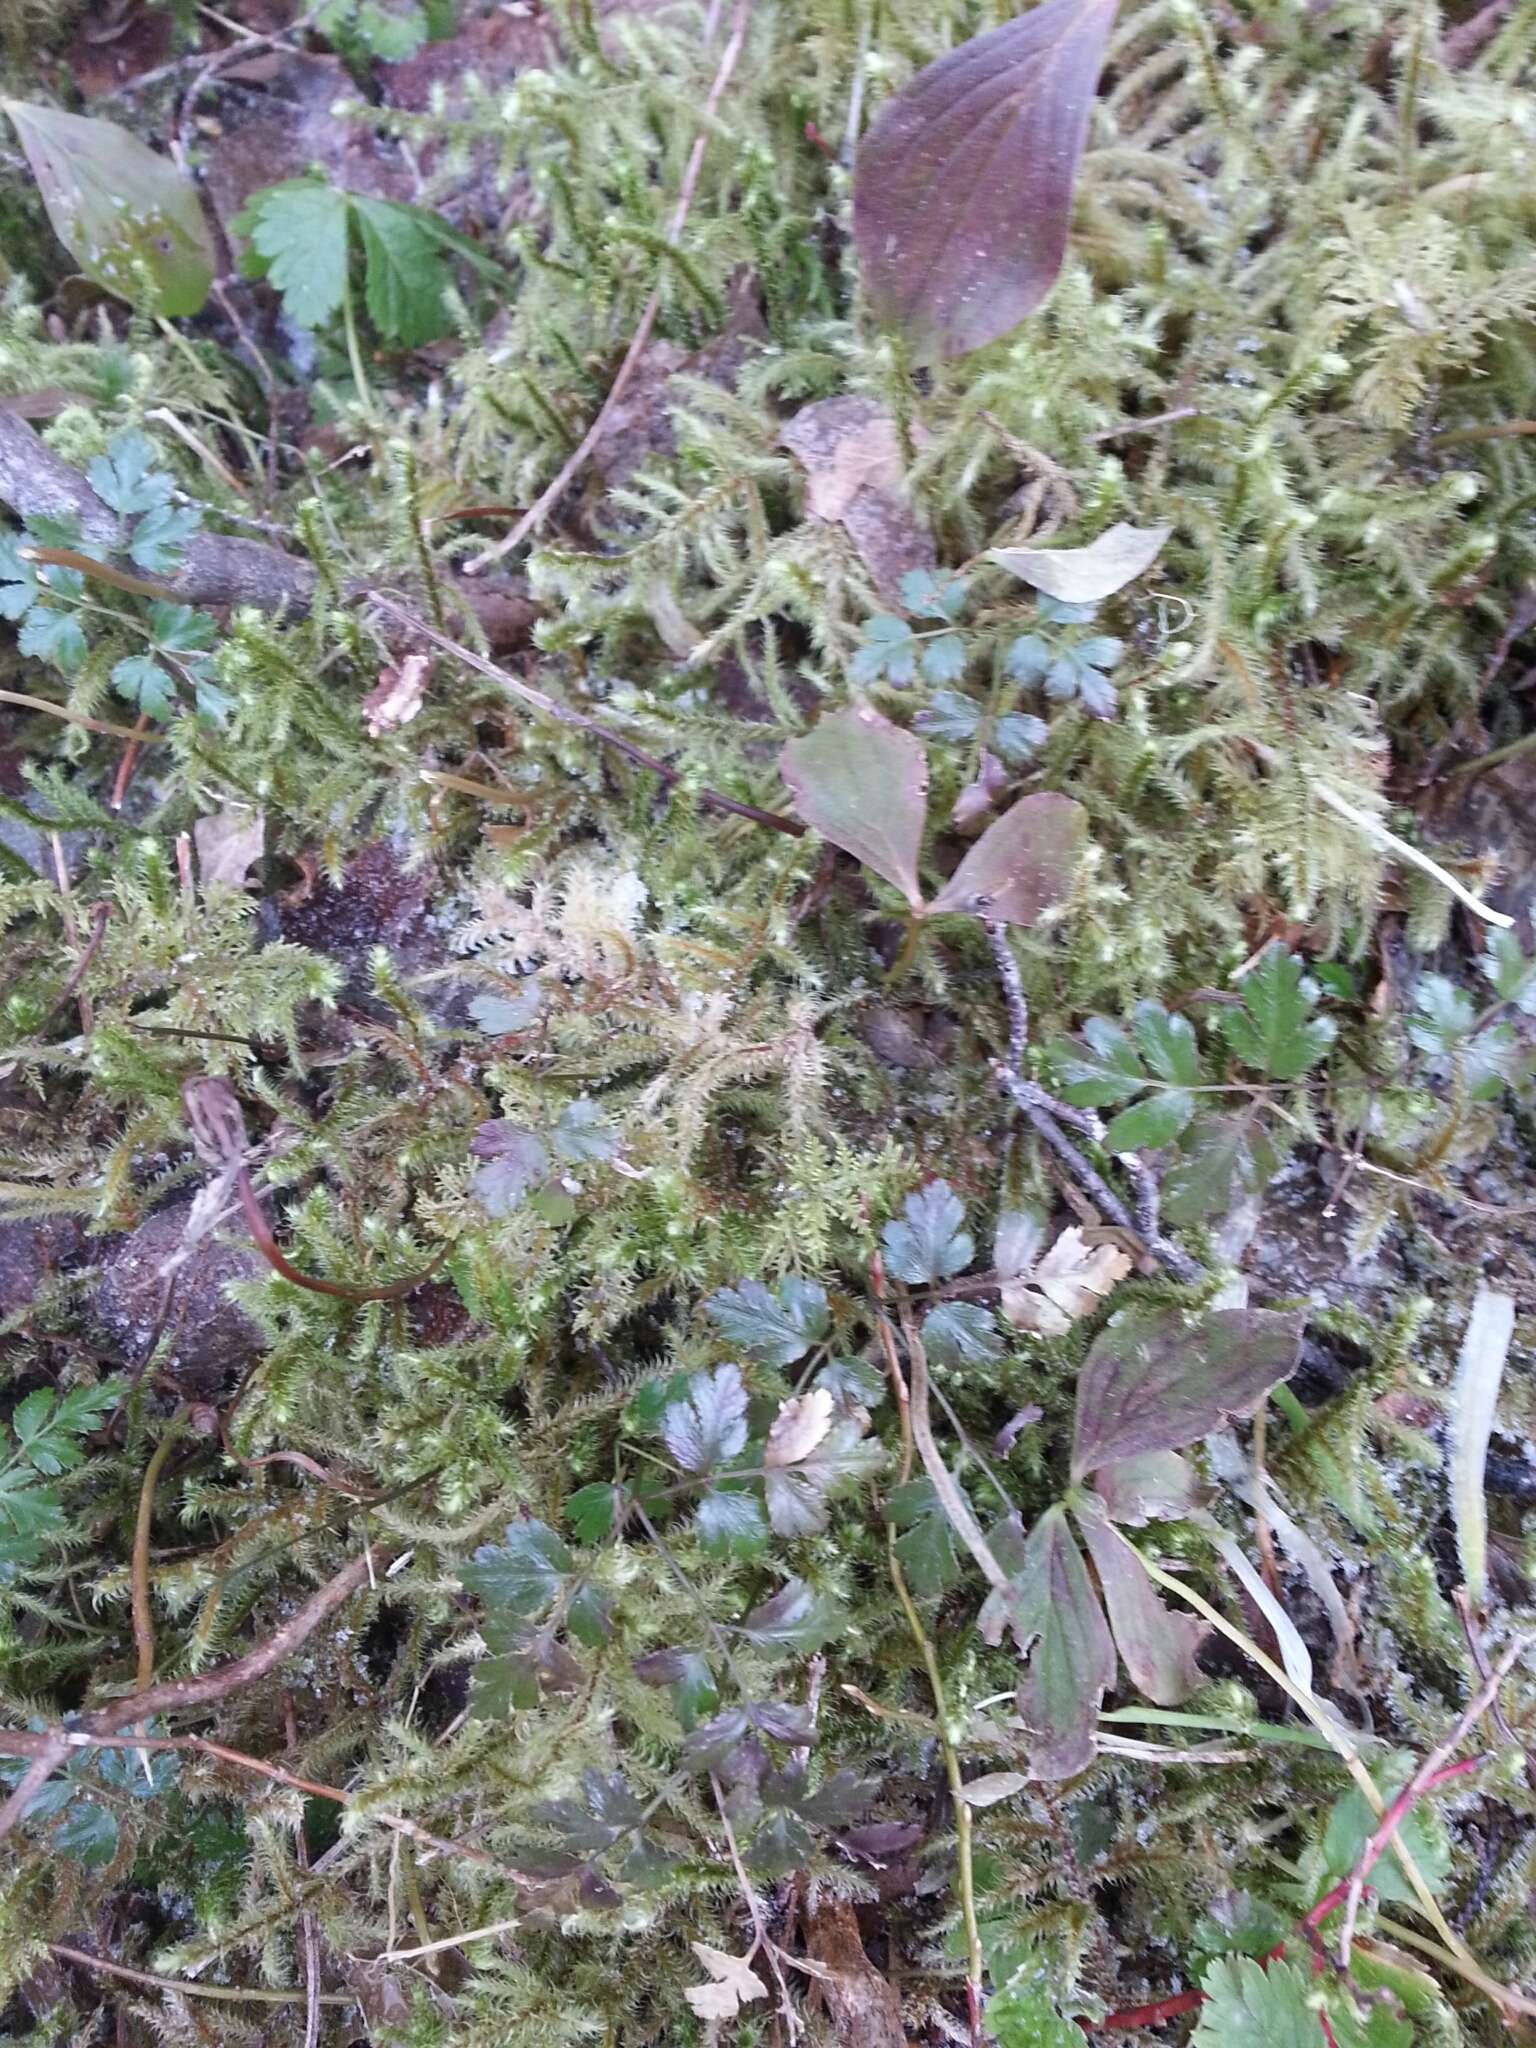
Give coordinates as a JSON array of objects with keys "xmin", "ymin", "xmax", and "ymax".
[
  {"xmin": 1481, "ymin": 929, "xmax": 1536, "ymax": 1014},
  {"xmin": 111, "ymin": 655, "xmax": 177, "ymax": 721},
  {"xmin": 705, "ymin": 1276, "xmax": 829, "ymax": 1366},
  {"xmin": 881, "ymin": 1179, "xmax": 973, "ymax": 1284},
  {"xmin": 1102, "ymin": 1089, "xmax": 1194, "ymax": 1152},
  {"xmin": 887, "ymin": 1477, "xmax": 963, "ymax": 1599},
  {"xmin": 815, "ymin": 1355, "xmax": 886, "ymax": 1407},
  {"xmin": 565, "ymin": 1483, "xmax": 623, "ymax": 1544},
  {"xmin": 462, "ymin": 1520, "xmax": 572, "ymax": 1615},
  {"xmin": 1319, "ymin": 1753, "xmax": 1450, "ymax": 1910},
  {"xmin": 88, "ymin": 431, "xmax": 172, "ymax": 516},
  {"xmin": 1222, "ymin": 947, "xmax": 1337, "ymax": 1081},
  {"xmin": 1050, "ymin": 1017, "xmax": 1148, "ymax": 1107},
  {"xmin": 130, "ymin": 501, "xmax": 201, "ymax": 575},
  {"xmin": 53, "ymin": 1794, "xmax": 119, "ymax": 1867},
  {"xmin": 1133, "ymin": 1002, "xmax": 1202, "ymax": 1086},
  {"xmin": 915, "ymin": 687, "xmax": 981, "ymax": 743},
  {"xmin": 739, "ymin": 1578, "xmax": 845, "ymax": 1653},
  {"xmin": 20, "ymin": 608, "xmax": 87, "ymax": 674},
  {"xmin": 1161, "ymin": 1112, "xmax": 1282, "ymax": 1227},
  {"xmin": 1192, "ymin": 1956, "xmax": 1321, "ymax": 2048},
  {"xmin": 633, "ymin": 1648, "xmax": 718, "ymax": 1730},
  {"xmin": 352, "ymin": 194, "xmax": 456, "ymax": 345},
  {"xmin": 1071, "ymin": 1305, "xmax": 1305, "ymax": 1479},
  {"xmin": 470, "ymin": 1121, "xmax": 549, "ymax": 1216}
]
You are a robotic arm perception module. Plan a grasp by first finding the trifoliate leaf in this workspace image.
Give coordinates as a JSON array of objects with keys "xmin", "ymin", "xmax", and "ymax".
[
  {"xmin": 1222, "ymin": 947, "xmax": 1337, "ymax": 1081},
  {"xmin": 469, "ymin": 1120, "xmax": 549, "ymax": 1216},
  {"xmin": 1133, "ymin": 1001, "xmax": 1202, "ymax": 1086},
  {"xmin": 919, "ymin": 630, "xmax": 967, "ymax": 684},
  {"xmin": 705, "ymin": 1276, "xmax": 829, "ymax": 1366},
  {"xmin": 52, "ymin": 1794, "xmax": 119, "ymax": 1868},
  {"xmin": 994, "ymin": 711, "xmax": 1050, "ymax": 765},
  {"xmin": 1050, "ymin": 1015, "xmax": 1148, "ymax": 1106},
  {"xmin": 1005, "ymin": 633, "xmax": 1053, "ymax": 684},
  {"xmin": 1481, "ymin": 927, "xmax": 1536, "ymax": 1014},
  {"xmin": 987, "ymin": 1984, "xmax": 1086, "ymax": 2048},
  {"xmin": 565, "ymin": 1482, "xmax": 623, "ymax": 1545},
  {"xmin": 145, "ymin": 599, "xmax": 215, "ymax": 655},
  {"xmin": 849, "ymin": 611, "xmax": 920, "ymax": 685},
  {"xmin": 881, "ymin": 1179, "xmax": 973, "ymax": 1283},
  {"xmin": 552, "ymin": 1097, "xmax": 617, "ymax": 1164},
  {"xmin": 1161, "ymin": 1110, "xmax": 1283, "ymax": 1226}
]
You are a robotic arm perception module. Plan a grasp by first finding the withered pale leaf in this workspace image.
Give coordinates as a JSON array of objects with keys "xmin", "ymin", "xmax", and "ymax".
[
  {"xmin": 780, "ymin": 704, "xmax": 929, "ymax": 911},
  {"xmin": 929, "ymin": 790, "xmax": 1085, "ymax": 927},
  {"xmin": 363, "ymin": 653, "xmax": 430, "ymax": 737},
  {"xmin": 1088, "ymin": 1450, "xmax": 1197, "ymax": 1526},
  {"xmin": 765, "ymin": 1387, "xmax": 835, "ymax": 1468},
  {"xmin": 852, "ymin": 0, "xmax": 1118, "ymax": 360},
  {"xmin": 1001, "ymin": 1224, "xmax": 1131, "ymax": 1334},
  {"xmin": 192, "ymin": 802, "xmax": 264, "ymax": 891},
  {"xmin": 1071, "ymin": 1304, "xmax": 1306, "ymax": 1481},
  {"xmin": 3, "ymin": 99, "xmax": 214, "ymax": 316},
  {"xmin": 780, "ymin": 395, "xmax": 935, "ymax": 603},
  {"xmin": 1076, "ymin": 1506, "xmax": 1204, "ymax": 1706},
  {"xmin": 684, "ymin": 1943, "xmax": 768, "ymax": 2021},
  {"xmin": 958, "ymin": 1770, "xmax": 1028, "ymax": 1807},
  {"xmin": 988, "ymin": 521, "xmax": 1171, "ymax": 604}
]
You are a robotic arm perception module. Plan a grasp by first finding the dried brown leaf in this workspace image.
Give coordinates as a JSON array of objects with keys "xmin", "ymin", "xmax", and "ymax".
[{"xmin": 930, "ymin": 789, "xmax": 1086, "ymax": 927}]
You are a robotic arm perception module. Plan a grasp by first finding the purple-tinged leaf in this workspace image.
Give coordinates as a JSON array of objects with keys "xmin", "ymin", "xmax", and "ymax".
[
  {"xmin": 780, "ymin": 704, "xmax": 928, "ymax": 910},
  {"xmin": 469, "ymin": 1120, "xmax": 549, "ymax": 1217},
  {"xmin": 662, "ymin": 1364, "xmax": 749, "ymax": 1475},
  {"xmin": 840, "ymin": 1820, "xmax": 925, "ymax": 1864},
  {"xmin": 740, "ymin": 1578, "xmax": 845, "ymax": 1653},
  {"xmin": 851, "ymin": 0, "xmax": 1118, "ymax": 361},
  {"xmin": 1076, "ymin": 1506, "xmax": 1204, "ymax": 1706},
  {"xmin": 3, "ymin": 100, "xmax": 215, "ymax": 317},
  {"xmin": 1071, "ymin": 1306, "xmax": 1306, "ymax": 1482},
  {"xmin": 1007, "ymin": 1505, "xmax": 1115, "ymax": 1780},
  {"xmin": 929, "ymin": 790, "xmax": 1086, "ymax": 927},
  {"xmin": 1089, "ymin": 1450, "xmax": 1198, "ymax": 1527}
]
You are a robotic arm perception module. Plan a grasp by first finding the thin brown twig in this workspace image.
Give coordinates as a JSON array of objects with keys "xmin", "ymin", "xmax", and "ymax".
[
  {"xmin": 0, "ymin": 688, "xmax": 155, "ymax": 742},
  {"xmin": 0, "ymin": 1547, "xmax": 389, "ymax": 1844},
  {"xmin": 367, "ymin": 592, "xmax": 803, "ymax": 837},
  {"xmin": 48, "ymin": 1944, "xmax": 354, "ymax": 2007},
  {"xmin": 465, "ymin": 0, "xmax": 753, "ymax": 575}
]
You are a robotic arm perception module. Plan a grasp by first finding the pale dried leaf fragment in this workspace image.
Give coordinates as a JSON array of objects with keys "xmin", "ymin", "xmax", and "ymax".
[
  {"xmin": 192, "ymin": 802, "xmax": 264, "ymax": 890},
  {"xmin": 780, "ymin": 394, "xmax": 934, "ymax": 603},
  {"xmin": 1001, "ymin": 1225, "xmax": 1131, "ymax": 1336},
  {"xmin": 684, "ymin": 1942, "xmax": 769, "ymax": 2021},
  {"xmin": 958, "ymin": 1770, "xmax": 1028, "ymax": 1807},
  {"xmin": 364, "ymin": 653, "xmax": 430, "ymax": 737},
  {"xmin": 988, "ymin": 521, "xmax": 1171, "ymax": 604},
  {"xmin": 929, "ymin": 790, "xmax": 1086, "ymax": 927},
  {"xmin": 765, "ymin": 1388, "xmax": 835, "ymax": 1468},
  {"xmin": 1452, "ymin": 1282, "xmax": 1515, "ymax": 1609}
]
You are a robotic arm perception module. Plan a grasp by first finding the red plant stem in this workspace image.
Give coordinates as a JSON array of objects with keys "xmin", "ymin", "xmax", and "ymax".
[
  {"xmin": 235, "ymin": 1167, "xmax": 442, "ymax": 1303},
  {"xmin": 1086, "ymin": 1989, "xmax": 1207, "ymax": 2031}
]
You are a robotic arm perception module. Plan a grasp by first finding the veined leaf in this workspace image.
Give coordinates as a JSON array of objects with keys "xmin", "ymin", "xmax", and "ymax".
[
  {"xmin": 1076, "ymin": 1506, "xmax": 1204, "ymax": 1706},
  {"xmin": 3, "ymin": 100, "xmax": 214, "ymax": 316},
  {"xmin": 1071, "ymin": 1305, "xmax": 1305, "ymax": 1479},
  {"xmin": 780, "ymin": 704, "xmax": 928, "ymax": 911},
  {"xmin": 851, "ymin": 0, "xmax": 1119, "ymax": 359},
  {"xmin": 705, "ymin": 1275, "xmax": 829, "ymax": 1366},
  {"xmin": 1222, "ymin": 947, "xmax": 1337, "ymax": 1081},
  {"xmin": 235, "ymin": 178, "xmax": 350, "ymax": 330},
  {"xmin": 662, "ymin": 1364, "xmax": 749, "ymax": 1475},
  {"xmin": 881, "ymin": 1178, "xmax": 973, "ymax": 1283},
  {"xmin": 929, "ymin": 791, "xmax": 1086, "ymax": 928}
]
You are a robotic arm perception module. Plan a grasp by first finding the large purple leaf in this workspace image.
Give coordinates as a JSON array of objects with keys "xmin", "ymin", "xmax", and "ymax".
[
  {"xmin": 852, "ymin": 0, "xmax": 1119, "ymax": 361},
  {"xmin": 929, "ymin": 790, "xmax": 1085, "ymax": 927},
  {"xmin": 1008, "ymin": 1505, "xmax": 1114, "ymax": 1779},
  {"xmin": 1077, "ymin": 1506, "xmax": 1204, "ymax": 1706},
  {"xmin": 780, "ymin": 705, "xmax": 929, "ymax": 911},
  {"xmin": 1071, "ymin": 1305, "xmax": 1306, "ymax": 1482}
]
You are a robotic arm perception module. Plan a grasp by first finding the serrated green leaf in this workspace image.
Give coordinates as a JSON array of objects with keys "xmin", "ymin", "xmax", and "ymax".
[
  {"xmin": 849, "ymin": 611, "xmax": 920, "ymax": 686},
  {"xmin": 663, "ymin": 1364, "xmax": 749, "ymax": 1474},
  {"xmin": 1102, "ymin": 1089, "xmax": 1194, "ymax": 1152},
  {"xmin": 916, "ymin": 687, "xmax": 981, "ymax": 742},
  {"xmin": 633, "ymin": 1647, "xmax": 718, "ymax": 1730},
  {"xmin": 919, "ymin": 631, "xmax": 967, "ymax": 683},
  {"xmin": 887, "ymin": 1477, "xmax": 963, "ymax": 1599},
  {"xmin": 694, "ymin": 1486, "xmax": 769, "ymax": 1558},
  {"xmin": 986, "ymin": 1985, "xmax": 1085, "ymax": 2048},
  {"xmin": 20, "ymin": 607, "xmax": 87, "ymax": 673},
  {"xmin": 1133, "ymin": 1001, "xmax": 1202, "ymax": 1086},
  {"xmin": 1481, "ymin": 928, "xmax": 1536, "ymax": 1014},
  {"xmin": 901, "ymin": 566, "xmax": 968, "ymax": 621},
  {"xmin": 129, "ymin": 500, "xmax": 200, "ymax": 575},
  {"xmin": 53, "ymin": 1794, "xmax": 119, "ymax": 1867},
  {"xmin": 1161, "ymin": 1111, "xmax": 1282, "ymax": 1227},
  {"xmin": 111, "ymin": 655, "xmax": 178, "ymax": 721},
  {"xmin": 88, "ymin": 431, "xmax": 172, "ymax": 516},
  {"xmin": 705, "ymin": 1276, "xmax": 829, "ymax": 1366},
  {"xmin": 1192, "ymin": 1955, "xmax": 1320, "ymax": 2048},
  {"xmin": 235, "ymin": 177, "xmax": 350, "ymax": 330},
  {"xmin": 1223, "ymin": 947, "xmax": 1337, "ymax": 1080},
  {"xmin": 462, "ymin": 1520, "xmax": 572, "ymax": 1615},
  {"xmin": 922, "ymin": 1299, "xmax": 1003, "ymax": 1365},
  {"xmin": 882, "ymin": 1179, "xmax": 973, "ymax": 1283},
  {"xmin": 352, "ymin": 194, "xmax": 455, "ymax": 345},
  {"xmin": 565, "ymin": 1482, "xmax": 623, "ymax": 1544}
]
